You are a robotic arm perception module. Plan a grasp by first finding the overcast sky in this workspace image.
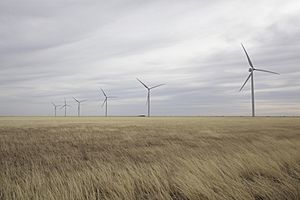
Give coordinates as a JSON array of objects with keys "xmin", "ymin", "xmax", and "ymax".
[{"xmin": 0, "ymin": 0, "xmax": 299, "ymax": 116}]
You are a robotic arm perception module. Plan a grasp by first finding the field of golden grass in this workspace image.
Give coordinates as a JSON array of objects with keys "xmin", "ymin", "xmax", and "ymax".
[{"xmin": 0, "ymin": 117, "xmax": 299, "ymax": 200}]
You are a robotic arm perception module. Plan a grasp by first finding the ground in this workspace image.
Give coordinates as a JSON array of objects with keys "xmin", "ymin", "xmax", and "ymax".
[{"xmin": 0, "ymin": 117, "xmax": 299, "ymax": 200}]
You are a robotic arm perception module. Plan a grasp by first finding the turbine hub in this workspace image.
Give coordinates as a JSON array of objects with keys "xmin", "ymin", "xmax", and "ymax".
[{"xmin": 248, "ymin": 68, "xmax": 253, "ymax": 72}]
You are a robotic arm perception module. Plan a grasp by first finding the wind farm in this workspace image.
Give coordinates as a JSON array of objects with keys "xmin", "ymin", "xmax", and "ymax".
[
  {"xmin": 1, "ymin": 1, "xmax": 300, "ymax": 200},
  {"xmin": 49, "ymin": 49, "xmax": 281, "ymax": 118},
  {"xmin": 12, "ymin": 44, "xmax": 294, "ymax": 200}
]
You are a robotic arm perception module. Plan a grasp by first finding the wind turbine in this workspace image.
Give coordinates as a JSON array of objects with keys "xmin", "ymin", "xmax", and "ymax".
[
  {"xmin": 136, "ymin": 78, "xmax": 165, "ymax": 117},
  {"xmin": 61, "ymin": 98, "xmax": 71, "ymax": 117},
  {"xmin": 100, "ymin": 89, "xmax": 116, "ymax": 117},
  {"xmin": 239, "ymin": 43, "xmax": 280, "ymax": 117},
  {"xmin": 51, "ymin": 102, "xmax": 60, "ymax": 117},
  {"xmin": 73, "ymin": 97, "xmax": 86, "ymax": 117}
]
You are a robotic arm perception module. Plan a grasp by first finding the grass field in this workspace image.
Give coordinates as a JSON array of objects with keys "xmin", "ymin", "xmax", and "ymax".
[{"xmin": 0, "ymin": 117, "xmax": 299, "ymax": 200}]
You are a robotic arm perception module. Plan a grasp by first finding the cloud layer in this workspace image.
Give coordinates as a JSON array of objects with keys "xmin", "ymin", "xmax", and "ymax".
[{"xmin": 0, "ymin": 0, "xmax": 300, "ymax": 116}]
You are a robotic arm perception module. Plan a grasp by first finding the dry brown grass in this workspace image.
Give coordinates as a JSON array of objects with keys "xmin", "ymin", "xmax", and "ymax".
[{"xmin": 0, "ymin": 117, "xmax": 299, "ymax": 200}]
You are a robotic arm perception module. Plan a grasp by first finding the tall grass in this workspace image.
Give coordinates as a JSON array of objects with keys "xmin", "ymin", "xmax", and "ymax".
[{"xmin": 0, "ymin": 117, "xmax": 299, "ymax": 200}]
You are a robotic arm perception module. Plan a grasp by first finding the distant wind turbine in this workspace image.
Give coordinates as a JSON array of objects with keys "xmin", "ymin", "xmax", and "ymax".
[
  {"xmin": 73, "ymin": 97, "xmax": 86, "ymax": 117},
  {"xmin": 51, "ymin": 102, "xmax": 60, "ymax": 117},
  {"xmin": 239, "ymin": 43, "xmax": 280, "ymax": 117},
  {"xmin": 100, "ymin": 89, "xmax": 116, "ymax": 117},
  {"xmin": 136, "ymin": 78, "xmax": 165, "ymax": 117},
  {"xmin": 61, "ymin": 98, "xmax": 71, "ymax": 117}
]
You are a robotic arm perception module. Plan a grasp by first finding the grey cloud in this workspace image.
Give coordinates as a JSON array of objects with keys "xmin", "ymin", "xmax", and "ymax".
[{"xmin": 0, "ymin": 0, "xmax": 300, "ymax": 116}]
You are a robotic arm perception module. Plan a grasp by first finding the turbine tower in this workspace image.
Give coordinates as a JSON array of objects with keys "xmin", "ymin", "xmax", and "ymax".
[
  {"xmin": 100, "ymin": 89, "xmax": 116, "ymax": 117},
  {"xmin": 240, "ymin": 43, "xmax": 279, "ymax": 117},
  {"xmin": 73, "ymin": 97, "xmax": 86, "ymax": 117},
  {"xmin": 61, "ymin": 98, "xmax": 71, "ymax": 117},
  {"xmin": 136, "ymin": 78, "xmax": 165, "ymax": 117},
  {"xmin": 51, "ymin": 102, "xmax": 60, "ymax": 117}
]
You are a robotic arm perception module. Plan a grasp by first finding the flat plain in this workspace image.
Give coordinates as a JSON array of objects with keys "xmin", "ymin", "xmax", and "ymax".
[{"xmin": 0, "ymin": 117, "xmax": 299, "ymax": 200}]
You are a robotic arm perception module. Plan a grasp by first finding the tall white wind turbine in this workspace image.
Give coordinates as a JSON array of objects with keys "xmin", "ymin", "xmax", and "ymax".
[
  {"xmin": 100, "ymin": 89, "xmax": 116, "ymax": 117},
  {"xmin": 136, "ymin": 78, "xmax": 165, "ymax": 117},
  {"xmin": 51, "ymin": 102, "xmax": 60, "ymax": 117},
  {"xmin": 61, "ymin": 98, "xmax": 71, "ymax": 117},
  {"xmin": 73, "ymin": 97, "xmax": 86, "ymax": 117},
  {"xmin": 240, "ymin": 43, "xmax": 280, "ymax": 117}
]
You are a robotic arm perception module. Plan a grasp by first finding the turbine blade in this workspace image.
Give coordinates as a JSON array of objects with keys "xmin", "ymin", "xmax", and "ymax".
[
  {"xmin": 239, "ymin": 73, "xmax": 252, "ymax": 92},
  {"xmin": 101, "ymin": 88, "xmax": 107, "ymax": 97},
  {"xmin": 101, "ymin": 99, "xmax": 107, "ymax": 108},
  {"xmin": 107, "ymin": 96, "xmax": 117, "ymax": 99},
  {"xmin": 79, "ymin": 100, "xmax": 87, "ymax": 103},
  {"xmin": 60, "ymin": 105, "xmax": 66, "ymax": 109},
  {"xmin": 150, "ymin": 83, "xmax": 165, "ymax": 89},
  {"xmin": 255, "ymin": 68, "xmax": 280, "ymax": 75},
  {"xmin": 136, "ymin": 78, "xmax": 149, "ymax": 89},
  {"xmin": 241, "ymin": 43, "xmax": 254, "ymax": 68},
  {"xmin": 73, "ymin": 97, "xmax": 79, "ymax": 103}
]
